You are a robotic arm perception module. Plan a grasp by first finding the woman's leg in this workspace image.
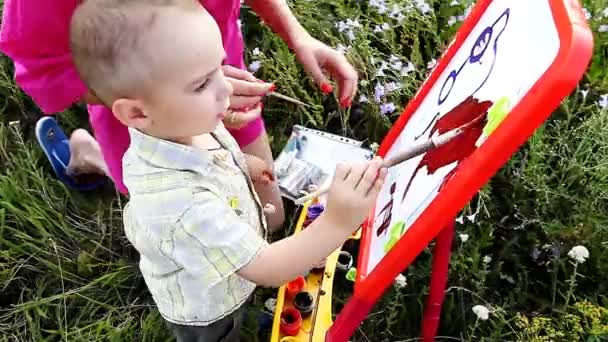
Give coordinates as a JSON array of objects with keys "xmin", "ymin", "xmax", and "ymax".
[{"xmin": 67, "ymin": 129, "xmax": 109, "ymax": 177}]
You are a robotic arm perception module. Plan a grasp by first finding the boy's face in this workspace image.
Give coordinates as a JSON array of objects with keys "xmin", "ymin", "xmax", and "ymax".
[{"xmin": 113, "ymin": 6, "xmax": 233, "ymax": 143}]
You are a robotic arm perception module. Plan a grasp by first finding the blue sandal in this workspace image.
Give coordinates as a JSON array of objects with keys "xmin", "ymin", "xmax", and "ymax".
[{"xmin": 35, "ymin": 117, "xmax": 105, "ymax": 191}]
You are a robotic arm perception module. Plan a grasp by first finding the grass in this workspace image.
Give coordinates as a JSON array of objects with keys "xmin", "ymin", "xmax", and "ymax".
[{"xmin": 1, "ymin": 0, "xmax": 608, "ymax": 341}]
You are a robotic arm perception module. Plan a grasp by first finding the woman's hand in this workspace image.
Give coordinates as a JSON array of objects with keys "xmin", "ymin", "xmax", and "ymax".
[
  {"xmin": 223, "ymin": 65, "xmax": 274, "ymax": 109},
  {"xmin": 221, "ymin": 65, "xmax": 272, "ymax": 129},
  {"xmin": 223, "ymin": 103, "xmax": 263, "ymax": 130},
  {"xmin": 291, "ymin": 36, "xmax": 358, "ymax": 108}
]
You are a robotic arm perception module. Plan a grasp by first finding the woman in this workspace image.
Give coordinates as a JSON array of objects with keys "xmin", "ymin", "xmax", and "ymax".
[{"xmin": 0, "ymin": 0, "xmax": 358, "ymax": 230}]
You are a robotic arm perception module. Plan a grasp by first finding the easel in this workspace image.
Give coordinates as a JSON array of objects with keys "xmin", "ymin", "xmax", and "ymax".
[{"xmin": 325, "ymin": 0, "xmax": 592, "ymax": 341}]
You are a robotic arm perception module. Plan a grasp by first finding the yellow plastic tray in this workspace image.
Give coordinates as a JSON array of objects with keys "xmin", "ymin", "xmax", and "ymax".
[{"xmin": 269, "ymin": 201, "xmax": 359, "ymax": 342}]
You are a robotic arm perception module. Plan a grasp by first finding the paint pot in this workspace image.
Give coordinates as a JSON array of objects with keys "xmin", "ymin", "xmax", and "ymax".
[
  {"xmin": 293, "ymin": 291, "xmax": 314, "ymax": 318},
  {"xmin": 336, "ymin": 251, "xmax": 353, "ymax": 273},
  {"xmin": 303, "ymin": 203, "xmax": 325, "ymax": 228},
  {"xmin": 280, "ymin": 307, "xmax": 302, "ymax": 336},
  {"xmin": 285, "ymin": 276, "xmax": 306, "ymax": 300},
  {"xmin": 280, "ymin": 336, "xmax": 299, "ymax": 342}
]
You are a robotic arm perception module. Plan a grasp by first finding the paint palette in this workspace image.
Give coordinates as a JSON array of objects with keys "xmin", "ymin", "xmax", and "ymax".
[{"xmin": 270, "ymin": 201, "xmax": 358, "ymax": 342}]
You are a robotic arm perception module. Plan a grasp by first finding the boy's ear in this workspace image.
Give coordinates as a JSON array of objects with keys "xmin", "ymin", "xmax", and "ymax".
[{"xmin": 112, "ymin": 98, "xmax": 149, "ymax": 130}]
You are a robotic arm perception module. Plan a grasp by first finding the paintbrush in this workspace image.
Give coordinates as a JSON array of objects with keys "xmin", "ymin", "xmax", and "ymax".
[
  {"xmin": 293, "ymin": 126, "xmax": 466, "ymax": 205},
  {"xmin": 268, "ymin": 91, "xmax": 314, "ymax": 108}
]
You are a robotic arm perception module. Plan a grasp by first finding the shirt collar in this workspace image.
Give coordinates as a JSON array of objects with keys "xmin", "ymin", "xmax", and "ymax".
[{"xmin": 128, "ymin": 127, "xmax": 220, "ymax": 174}]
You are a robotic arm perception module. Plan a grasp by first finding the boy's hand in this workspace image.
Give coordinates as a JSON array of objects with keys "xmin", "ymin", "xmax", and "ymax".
[{"xmin": 323, "ymin": 157, "xmax": 387, "ymax": 231}]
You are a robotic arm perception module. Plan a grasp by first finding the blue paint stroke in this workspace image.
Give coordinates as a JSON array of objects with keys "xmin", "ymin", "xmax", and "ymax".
[{"xmin": 437, "ymin": 8, "xmax": 511, "ymax": 106}]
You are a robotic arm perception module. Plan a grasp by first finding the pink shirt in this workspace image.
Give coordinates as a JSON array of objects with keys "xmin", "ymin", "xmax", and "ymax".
[{"xmin": 0, "ymin": 0, "xmax": 246, "ymax": 193}]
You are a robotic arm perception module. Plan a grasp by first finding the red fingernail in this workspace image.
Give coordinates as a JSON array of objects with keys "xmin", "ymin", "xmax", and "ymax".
[
  {"xmin": 340, "ymin": 97, "xmax": 352, "ymax": 108},
  {"xmin": 321, "ymin": 83, "xmax": 333, "ymax": 94},
  {"xmin": 268, "ymin": 84, "xmax": 276, "ymax": 92}
]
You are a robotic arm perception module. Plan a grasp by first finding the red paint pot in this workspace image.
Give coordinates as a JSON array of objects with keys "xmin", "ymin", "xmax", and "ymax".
[
  {"xmin": 280, "ymin": 307, "xmax": 302, "ymax": 336},
  {"xmin": 285, "ymin": 276, "xmax": 306, "ymax": 300}
]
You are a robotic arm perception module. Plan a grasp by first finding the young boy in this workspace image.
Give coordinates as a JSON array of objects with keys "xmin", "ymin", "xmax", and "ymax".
[{"xmin": 70, "ymin": 1, "xmax": 386, "ymax": 341}]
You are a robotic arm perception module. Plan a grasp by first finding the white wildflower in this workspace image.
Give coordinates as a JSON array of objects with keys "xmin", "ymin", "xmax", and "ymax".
[
  {"xmin": 380, "ymin": 102, "xmax": 396, "ymax": 115},
  {"xmin": 415, "ymin": 0, "xmax": 432, "ymax": 15},
  {"xmin": 466, "ymin": 212, "xmax": 477, "ymax": 223},
  {"xmin": 394, "ymin": 274, "xmax": 407, "ymax": 288},
  {"xmin": 389, "ymin": 5, "xmax": 403, "ymax": 20},
  {"xmin": 599, "ymin": 25, "xmax": 608, "ymax": 33},
  {"xmin": 346, "ymin": 29, "xmax": 356, "ymax": 41},
  {"xmin": 336, "ymin": 21, "xmax": 349, "ymax": 32},
  {"xmin": 427, "ymin": 58, "xmax": 437, "ymax": 69},
  {"xmin": 374, "ymin": 25, "xmax": 384, "ymax": 33},
  {"xmin": 472, "ymin": 305, "xmax": 490, "ymax": 320},
  {"xmin": 580, "ymin": 89, "xmax": 589, "ymax": 99},
  {"xmin": 376, "ymin": 61, "xmax": 388, "ymax": 77},
  {"xmin": 483, "ymin": 255, "xmax": 492, "ymax": 264},
  {"xmin": 252, "ymin": 47, "xmax": 261, "ymax": 56},
  {"xmin": 382, "ymin": 23, "xmax": 390, "ymax": 30},
  {"xmin": 359, "ymin": 95, "xmax": 369, "ymax": 103},
  {"xmin": 389, "ymin": 55, "xmax": 403, "ymax": 70},
  {"xmin": 369, "ymin": 0, "xmax": 388, "ymax": 14},
  {"xmin": 568, "ymin": 245, "xmax": 589, "ymax": 264},
  {"xmin": 599, "ymin": 94, "xmax": 608, "ymax": 109},
  {"xmin": 459, "ymin": 233, "xmax": 469, "ymax": 243},
  {"xmin": 448, "ymin": 16, "xmax": 458, "ymax": 26},
  {"xmin": 374, "ymin": 83, "xmax": 385, "ymax": 102},
  {"xmin": 456, "ymin": 216, "xmax": 464, "ymax": 224},
  {"xmin": 336, "ymin": 44, "xmax": 351, "ymax": 55},
  {"xmin": 450, "ymin": 0, "xmax": 459, "ymax": 5},
  {"xmin": 603, "ymin": 7, "xmax": 608, "ymax": 17},
  {"xmin": 401, "ymin": 61, "xmax": 416, "ymax": 76},
  {"xmin": 385, "ymin": 81, "xmax": 400, "ymax": 93},
  {"xmin": 248, "ymin": 60, "xmax": 262, "ymax": 73},
  {"xmin": 346, "ymin": 18, "xmax": 361, "ymax": 28}
]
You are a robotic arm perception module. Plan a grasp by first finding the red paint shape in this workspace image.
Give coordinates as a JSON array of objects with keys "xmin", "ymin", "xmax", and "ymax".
[{"xmin": 400, "ymin": 96, "xmax": 493, "ymax": 203}]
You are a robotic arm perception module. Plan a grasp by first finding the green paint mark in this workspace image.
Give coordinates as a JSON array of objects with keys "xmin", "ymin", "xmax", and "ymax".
[
  {"xmin": 346, "ymin": 267, "xmax": 357, "ymax": 282},
  {"xmin": 383, "ymin": 221, "xmax": 406, "ymax": 253},
  {"xmin": 483, "ymin": 96, "xmax": 511, "ymax": 136}
]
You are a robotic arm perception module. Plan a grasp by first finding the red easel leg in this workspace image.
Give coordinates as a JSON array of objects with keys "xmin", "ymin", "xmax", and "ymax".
[{"xmin": 421, "ymin": 223, "xmax": 455, "ymax": 342}]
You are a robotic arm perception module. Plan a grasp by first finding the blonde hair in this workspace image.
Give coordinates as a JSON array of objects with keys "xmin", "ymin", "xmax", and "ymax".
[{"xmin": 70, "ymin": 0, "xmax": 199, "ymax": 104}]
